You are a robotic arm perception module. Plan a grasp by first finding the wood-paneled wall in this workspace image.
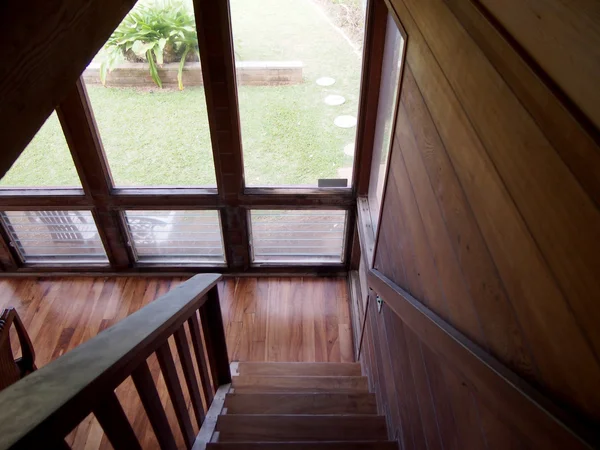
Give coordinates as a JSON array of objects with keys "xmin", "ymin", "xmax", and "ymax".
[{"xmin": 360, "ymin": 0, "xmax": 600, "ymax": 447}]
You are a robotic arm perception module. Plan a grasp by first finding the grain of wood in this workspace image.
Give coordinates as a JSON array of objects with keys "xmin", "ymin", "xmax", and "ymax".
[
  {"xmin": 231, "ymin": 375, "xmax": 369, "ymax": 393},
  {"xmin": 0, "ymin": 276, "xmax": 354, "ymax": 449},
  {"xmin": 215, "ymin": 415, "xmax": 387, "ymax": 442},
  {"xmin": 224, "ymin": 392, "xmax": 377, "ymax": 415}
]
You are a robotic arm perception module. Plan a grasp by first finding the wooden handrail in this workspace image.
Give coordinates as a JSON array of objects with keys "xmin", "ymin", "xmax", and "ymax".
[
  {"xmin": 368, "ymin": 268, "xmax": 599, "ymax": 450},
  {"xmin": 0, "ymin": 273, "xmax": 230, "ymax": 450}
]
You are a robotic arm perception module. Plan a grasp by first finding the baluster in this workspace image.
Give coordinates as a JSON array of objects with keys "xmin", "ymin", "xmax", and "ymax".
[
  {"xmin": 199, "ymin": 287, "xmax": 231, "ymax": 386},
  {"xmin": 131, "ymin": 361, "xmax": 177, "ymax": 450},
  {"xmin": 93, "ymin": 391, "xmax": 142, "ymax": 450},
  {"xmin": 174, "ymin": 326, "xmax": 205, "ymax": 427},
  {"xmin": 156, "ymin": 342, "xmax": 195, "ymax": 449},
  {"xmin": 188, "ymin": 311, "xmax": 214, "ymax": 405}
]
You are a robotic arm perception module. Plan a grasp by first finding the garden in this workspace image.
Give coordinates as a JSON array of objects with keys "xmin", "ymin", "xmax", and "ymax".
[{"xmin": 0, "ymin": 0, "xmax": 365, "ymax": 188}]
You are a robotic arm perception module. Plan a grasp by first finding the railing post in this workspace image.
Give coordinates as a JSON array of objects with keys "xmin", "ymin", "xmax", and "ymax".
[{"xmin": 200, "ymin": 285, "xmax": 232, "ymax": 386}]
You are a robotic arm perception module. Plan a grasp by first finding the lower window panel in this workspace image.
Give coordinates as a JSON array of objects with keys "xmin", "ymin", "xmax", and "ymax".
[
  {"xmin": 124, "ymin": 210, "xmax": 226, "ymax": 265},
  {"xmin": 249, "ymin": 210, "xmax": 347, "ymax": 264},
  {"xmin": 0, "ymin": 210, "xmax": 108, "ymax": 264}
]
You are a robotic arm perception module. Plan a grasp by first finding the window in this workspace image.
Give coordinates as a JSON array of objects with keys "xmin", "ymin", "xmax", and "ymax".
[
  {"xmin": 0, "ymin": 211, "xmax": 108, "ymax": 264},
  {"xmin": 249, "ymin": 210, "xmax": 347, "ymax": 263},
  {"xmin": 231, "ymin": 0, "xmax": 366, "ymax": 187},
  {"xmin": 0, "ymin": 112, "xmax": 82, "ymax": 188},
  {"xmin": 124, "ymin": 210, "xmax": 225, "ymax": 264},
  {"xmin": 84, "ymin": 0, "xmax": 217, "ymax": 187},
  {"xmin": 368, "ymin": 14, "xmax": 405, "ymax": 232}
]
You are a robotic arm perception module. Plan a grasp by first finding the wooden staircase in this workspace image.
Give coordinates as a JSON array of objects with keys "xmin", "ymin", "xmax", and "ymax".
[{"xmin": 201, "ymin": 362, "xmax": 397, "ymax": 450}]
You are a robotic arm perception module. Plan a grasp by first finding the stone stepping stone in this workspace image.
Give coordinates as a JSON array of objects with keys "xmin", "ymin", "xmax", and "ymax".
[
  {"xmin": 316, "ymin": 77, "xmax": 336, "ymax": 86},
  {"xmin": 344, "ymin": 143, "xmax": 355, "ymax": 156},
  {"xmin": 325, "ymin": 95, "xmax": 346, "ymax": 106},
  {"xmin": 334, "ymin": 115, "xmax": 357, "ymax": 128}
]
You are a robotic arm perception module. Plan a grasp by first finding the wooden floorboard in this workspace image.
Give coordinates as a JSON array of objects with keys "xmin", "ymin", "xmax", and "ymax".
[{"xmin": 0, "ymin": 276, "xmax": 353, "ymax": 449}]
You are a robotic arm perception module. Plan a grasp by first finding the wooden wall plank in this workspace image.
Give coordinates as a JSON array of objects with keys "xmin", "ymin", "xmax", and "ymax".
[
  {"xmin": 420, "ymin": 344, "xmax": 460, "ymax": 449},
  {"xmin": 394, "ymin": 103, "xmax": 486, "ymax": 349},
  {"xmin": 403, "ymin": 327, "xmax": 444, "ymax": 450},
  {"xmin": 384, "ymin": 311, "xmax": 427, "ymax": 450},
  {"xmin": 400, "ymin": 0, "xmax": 600, "ymax": 370},
  {"xmin": 398, "ymin": 68, "xmax": 534, "ymax": 380},
  {"xmin": 444, "ymin": 0, "xmax": 600, "ymax": 208},
  {"xmin": 0, "ymin": 0, "xmax": 136, "ymax": 179},
  {"xmin": 440, "ymin": 365, "xmax": 488, "ymax": 450},
  {"xmin": 370, "ymin": 269, "xmax": 597, "ymax": 449},
  {"xmin": 384, "ymin": 160, "xmax": 448, "ymax": 318},
  {"xmin": 478, "ymin": 0, "xmax": 600, "ymax": 131},
  {"xmin": 388, "ymin": 0, "xmax": 600, "ymax": 420}
]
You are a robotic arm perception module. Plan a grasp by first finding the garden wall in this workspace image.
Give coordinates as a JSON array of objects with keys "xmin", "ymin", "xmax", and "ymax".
[{"xmin": 83, "ymin": 61, "xmax": 303, "ymax": 88}]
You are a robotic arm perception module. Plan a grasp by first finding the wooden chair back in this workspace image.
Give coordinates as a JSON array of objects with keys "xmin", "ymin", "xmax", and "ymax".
[{"xmin": 0, "ymin": 308, "xmax": 36, "ymax": 392}]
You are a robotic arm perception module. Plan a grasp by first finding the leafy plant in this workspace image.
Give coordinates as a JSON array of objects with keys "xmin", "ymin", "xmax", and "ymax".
[{"xmin": 100, "ymin": 0, "xmax": 200, "ymax": 90}]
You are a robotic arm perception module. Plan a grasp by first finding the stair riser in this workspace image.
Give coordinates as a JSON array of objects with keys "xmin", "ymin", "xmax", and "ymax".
[
  {"xmin": 216, "ymin": 415, "xmax": 387, "ymax": 442},
  {"xmin": 207, "ymin": 443, "xmax": 398, "ymax": 449},
  {"xmin": 238, "ymin": 363, "xmax": 362, "ymax": 377},
  {"xmin": 232, "ymin": 376, "xmax": 369, "ymax": 393},
  {"xmin": 224, "ymin": 393, "xmax": 377, "ymax": 415}
]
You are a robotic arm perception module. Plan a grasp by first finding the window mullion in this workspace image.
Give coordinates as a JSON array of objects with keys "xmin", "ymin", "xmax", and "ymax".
[
  {"xmin": 193, "ymin": 0, "xmax": 250, "ymax": 270},
  {"xmin": 57, "ymin": 79, "xmax": 132, "ymax": 269}
]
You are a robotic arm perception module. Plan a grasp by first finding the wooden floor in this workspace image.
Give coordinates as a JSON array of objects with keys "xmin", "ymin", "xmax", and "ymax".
[{"xmin": 0, "ymin": 276, "xmax": 353, "ymax": 449}]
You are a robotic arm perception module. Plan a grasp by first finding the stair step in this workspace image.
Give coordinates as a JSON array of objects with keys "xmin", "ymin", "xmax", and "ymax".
[
  {"xmin": 207, "ymin": 442, "xmax": 397, "ymax": 449},
  {"xmin": 215, "ymin": 415, "xmax": 387, "ymax": 442},
  {"xmin": 224, "ymin": 393, "xmax": 377, "ymax": 414},
  {"xmin": 237, "ymin": 362, "xmax": 362, "ymax": 377},
  {"xmin": 231, "ymin": 376, "xmax": 369, "ymax": 393}
]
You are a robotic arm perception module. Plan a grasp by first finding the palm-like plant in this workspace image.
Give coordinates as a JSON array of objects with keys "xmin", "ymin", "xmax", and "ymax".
[{"xmin": 100, "ymin": 0, "xmax": 200, "ymax": 90}]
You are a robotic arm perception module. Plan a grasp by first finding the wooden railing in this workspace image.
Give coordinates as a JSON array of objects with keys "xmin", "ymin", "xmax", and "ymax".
[
  {"xmin": 0, "ymin": 273, "xmax": 230, "ymax": 450},
  {"xmin": 368, "ymin": 268, "xmax": 599, "ymax": 450}
]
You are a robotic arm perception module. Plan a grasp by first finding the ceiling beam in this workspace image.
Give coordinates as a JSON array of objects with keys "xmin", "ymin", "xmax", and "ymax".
[{"xmin": 0, "ymin": 0, "xmax": 136, "ymax": 180}]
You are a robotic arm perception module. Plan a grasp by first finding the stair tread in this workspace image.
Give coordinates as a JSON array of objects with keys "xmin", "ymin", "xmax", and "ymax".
[
  {"xmin": 237, "ymin": 362, "xmax": 362, "ymax": 377},
  {"xmin": 215, "ymin": 414, "xmax": 387, "ymax": 442},
  {"xmin": 224, "ymin": 392, "xmax": 377, "ymax": 414},
  {"xmin": 207, "ymin": 441, "xmax": 397, "ymax": 449},
  {"xmin": 231, "ymin": 375, "xmax": 369, "ymax": 393}
]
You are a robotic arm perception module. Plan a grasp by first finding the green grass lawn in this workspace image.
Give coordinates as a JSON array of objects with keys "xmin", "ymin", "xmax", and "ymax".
[{"xmin": 0, "ymin": 0, "xmax": 362, "ymax": 188}]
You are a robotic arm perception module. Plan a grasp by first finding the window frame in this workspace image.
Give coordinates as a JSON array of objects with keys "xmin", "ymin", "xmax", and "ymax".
[{"xmin": 0, "ymin": 0, "xmax": 390, "ymax": 274}]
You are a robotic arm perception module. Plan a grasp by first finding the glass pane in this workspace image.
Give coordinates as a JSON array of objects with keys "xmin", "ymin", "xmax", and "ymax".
[
  {"xmin": 250, "ymin": 210, "xmax": 346, "ymax": 263},
  {"xmin": 124, "ymin": 210, "xmax": 225, "ymax": 264},
  {"xmin": 231, "ymin": 0, "xmax": 366, "ymax": 187},
  {"xmin": 84, "ymin": 0, "xmax": 216, "ymax": 187},
  {"xmin": 368, "ymin": 15, "xmax": 405, "ymax": 232},
  {"xmin": 1, "ymin": 211, "xmax": 108, "ymax": 264},
  {"xmin": 0, "ymin": 112, "xmax": 82, "ymax": 188}
]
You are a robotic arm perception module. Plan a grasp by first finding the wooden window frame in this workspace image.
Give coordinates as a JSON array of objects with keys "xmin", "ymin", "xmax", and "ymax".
[{"xmin": 0, "ymin": 0, "xmax": 389, "ymax": 275}]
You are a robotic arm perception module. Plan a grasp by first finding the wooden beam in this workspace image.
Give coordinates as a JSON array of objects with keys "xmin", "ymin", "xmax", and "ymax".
[
  {"xmin": 242, "ymin": 189, "xmax": 354, "ymax": 208},
  {"xmin": 0, "ymin": 0, "xmax": 136, "ymax": 179},
  {"xmin": 0, "ymin": 266, "xmax": 348, "ymax": 277},
  {"xmin": 194, "ymin": 0, "xmax": 249, "ymax": 270},
  {"xmin": 368, "ymin": 268, "xmax": 599, "ymax": 450},
  {"xmin": 353, "ymin": 0, "xmax": 388, "ymax": 195},
  {"xmin": 0, "ymin": 190, "xmax": 90, "ymax": 210},
  {"xmin": 57, "ymin": 80, "xmax": 131, "ymax": 269}
]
